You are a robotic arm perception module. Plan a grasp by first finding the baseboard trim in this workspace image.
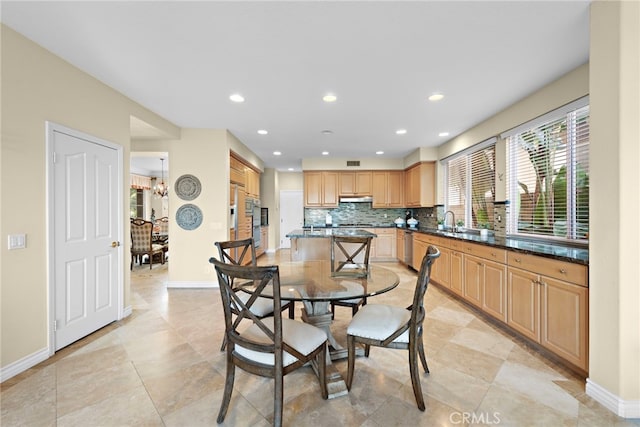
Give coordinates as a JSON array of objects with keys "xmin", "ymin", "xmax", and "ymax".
[
  {"xmin": 166, "ymin": 280, "xmax": 218, "ymax": 288},
  {"xmin": 122, "ymin": 305, "xmax": 132, "ymax": 318},
  {"xmin": 0, "ymin": 347, "xmax": 49, "ymax": 383},
  {"xmin": 586, "ymin": 378, "xmax": 640, "ymax": 418}
]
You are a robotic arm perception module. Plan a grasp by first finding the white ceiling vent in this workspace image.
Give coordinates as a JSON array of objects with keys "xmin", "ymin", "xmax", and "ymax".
[{"xmin": 346, "ymin": 160, "xmax": 361, "ymax": 167}]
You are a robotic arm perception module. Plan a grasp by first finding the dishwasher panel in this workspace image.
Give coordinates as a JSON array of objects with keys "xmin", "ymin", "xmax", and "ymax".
[{"xmin": 404, "ymin": 230, "xmax": 413, "ymax": 267}]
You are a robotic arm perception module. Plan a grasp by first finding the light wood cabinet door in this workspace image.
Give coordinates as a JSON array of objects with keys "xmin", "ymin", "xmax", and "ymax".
[
  {"xmin": 339, "ymin": 171, "xmax": 372, "ymax": 196},
  {"xmin": 540, "ymin": 276, "xmax": 588, "ymax": 370},
  {"xmin": 413, "ymin": 238, "xmax": 428, "ymax": 271},
  {"xmin": 304, "ymin": 172, "xmax": 323, "ymax": 206},
  {"xmin": 482, "ymin": 259, "xmax": 508, "ymax": 322},
  {"xmin": 404, "ymin": 162, "xmax": 435, "ymax": 207},
  {"xmin": 372, "ymin": 171, "xmax": 404, "ymax": 208},
  {"xmin": 396, "ymin": 228, "xmax": 405, "ymax": 262},
  {"xmin": 323, "ymin": 172, "xmax": 339, "ymax": 206},
  {"xmin": 507, "ymin": 267, "xmax": 541, "ymax": 342},
  {"xmin": 432, "ymin": 247, "xmax": 451, "ymax": 289},
  {"xmin": 339, "ymin": 172, "xmax": 356, "ymax": 195},
  {"xmin": 387, "ymin": 171, "xmax": 404, "ymax": 207},
  {"xmin": 373, "ymin": 228, "xmax": 396, "ymax": 260},
  {"xmin": 304, "ymin": 171, "xmax": 338, "ymax": 207},
  {"xmin": 450, "ymin": 250, "xmax": 464, "ymax": 296},
  {"xmin": 463, "ymin": 255, "xmax": 483, "ymax": 307}
]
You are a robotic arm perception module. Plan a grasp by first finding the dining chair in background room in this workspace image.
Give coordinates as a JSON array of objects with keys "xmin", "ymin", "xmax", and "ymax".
[
  {"xmin": 345, "ymin": 245, "xmax": 440, "ymax": 410},
  {"xmin": 215, "ymin": 238, "xmax": 294, "ymax": 351},
  {"xmin": 209, "ymin": 259, "xmax": 328, "ymax": 426},
  {"xmin": 329, "ymin": 235, "xmax": 373, "ymax": 318},
  {"xmin": 130, "ymin": 218, "xmax": 165, "ymax": 270}
]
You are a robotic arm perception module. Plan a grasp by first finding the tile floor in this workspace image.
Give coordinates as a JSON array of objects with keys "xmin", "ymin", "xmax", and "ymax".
[{"xmin": 2, "ymin": 250, "xmax": 638, "ymax": 426}]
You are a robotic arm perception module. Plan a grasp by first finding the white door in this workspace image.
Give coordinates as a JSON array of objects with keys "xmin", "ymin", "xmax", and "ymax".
[
  {"xmin": 279, "ymin": 190, "xmax": 303, "ymax": 249},
  {"xmin": 50, "ymin": 125, "xmax": 121, "ymax": 351}
]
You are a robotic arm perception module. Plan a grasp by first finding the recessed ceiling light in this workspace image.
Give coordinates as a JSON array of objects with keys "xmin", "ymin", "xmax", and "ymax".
[
  {"xmin": 376, "ymin": 151, "xmax": 384, "ymax": 155},
  {"xmin": 428, "ymin": 93, "xmax": 444, "ymax": 102},
  {"xmin": 322, "ymin": 151, "xmax": 329, "ymax": 156},
  {"xmin": 321, "ymin": 130, "xmax": 333, "ymax": 135},
  {"xmin": 273, "ymin": 151, "xmax": 281, "ymax": 156},
  {"xmin": 229, "ymin": 93, "xmax": 245, "ymax": 103},
  {"xmin": 257, "ymin": 129, "xmax": 268, "ymax": 135},
  {"xmin": 439, "ymin": 132, "xmax": 450, "ymax": 137},
  {"xmin": 288, "ymin": 168, "xmax": 294, "ymax": 171},
  {"xmin": 322, "ymin": 94, "xmax": 337, "ymax": 103},
  {"xmin": 396, "ymin": 129, "xmax": 407, "ymax": 135}
]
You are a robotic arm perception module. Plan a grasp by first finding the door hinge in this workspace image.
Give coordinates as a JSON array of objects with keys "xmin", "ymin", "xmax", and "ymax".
[
  {"xmin": 54, "ymin": 320, "xmax": 58, "ymax": 331},
  {"xmin": 53, "ymin": 152, "xmax": 57, "ymax": 163}
]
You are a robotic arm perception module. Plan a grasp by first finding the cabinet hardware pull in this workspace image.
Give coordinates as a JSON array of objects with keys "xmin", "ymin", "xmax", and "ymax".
[
  {"xmin": 491, "ymin": 252, "xmax": 496, "ymax": 257},
  {"xmin": 559, "ymin": 269, "xmax": 567, "ymax": 274},
  {"xmin": 514, "ymin": 258, "xmax": 521, "ymax": 263}
]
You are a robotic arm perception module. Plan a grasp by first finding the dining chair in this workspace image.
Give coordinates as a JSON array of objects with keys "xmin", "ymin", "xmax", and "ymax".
[
  {"xmin": 346, "ymin": 245, "xmax": 440, "ymax": 411},
  {"xmin": 329, "ymin": 235, "xmax": 373, "ymax": 318},
  {"xmin": 210, "ymin": 258, "xmax": 328, "ymax": 426},
  {"xmin": 130, "ymin": 218, "xmax": 165, "ymax": 270},
  {"xmin": 215, "ymin": 238, "xmax": 294, "ymax": 351}
]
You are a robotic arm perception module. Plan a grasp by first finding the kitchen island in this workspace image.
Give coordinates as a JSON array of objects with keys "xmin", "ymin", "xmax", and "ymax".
[{"xmin": 286, "ymin": 228, "xmax": 377, "ymax": 261}]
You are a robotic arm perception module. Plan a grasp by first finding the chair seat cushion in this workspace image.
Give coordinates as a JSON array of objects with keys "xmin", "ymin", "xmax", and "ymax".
[
  {"xmin": 347, "ymin": 304, "xmax": 410, "ymax": 343},
  {"xmin": 151, "ymin": 243, "xmax": 165, "ymax": 252},
  {"xmin": 237, "ymin": 292, "xmax": 290, "ymax": 317},
  {"xmin": 332, "ymin": 281, "xmax": 364, "ymax": 304},
  {"xmin": 236, "ymin": 317, "xmax": 326, "ymax": 367}
]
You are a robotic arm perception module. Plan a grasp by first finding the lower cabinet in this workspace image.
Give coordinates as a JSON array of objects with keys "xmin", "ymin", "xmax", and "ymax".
[
  {"xmin": 396, "ymin": 228, "xmax": 405, "ymax": 263},
  {"xmin": 507, "ymin": 252, "xmax": 588, "ymax": 371},
  {"xmin": 410, "ymin": 231, "xmax": 588, "ymax": 373},
  {"xmin": 372, "ymin": 228, "xmax": 396, "ymax": 261},
  {"xmin": 449, "ymin": 249, "xmax": 464, "ymax": 296}
]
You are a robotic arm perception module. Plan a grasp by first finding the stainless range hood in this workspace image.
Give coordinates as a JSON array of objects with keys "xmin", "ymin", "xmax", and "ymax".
[{"xmin": 339, "ymin": 196, "xmax": 373, "ymax": 203}]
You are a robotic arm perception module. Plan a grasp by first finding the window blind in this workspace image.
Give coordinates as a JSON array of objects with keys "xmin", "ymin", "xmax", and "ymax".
[
  {"xmin": 445, "ymin": 142, "xmax": 495, "ymax": 230},
  {"xmin": 506, "ymin": 104, "xmax": 589, "ymax": 241}
]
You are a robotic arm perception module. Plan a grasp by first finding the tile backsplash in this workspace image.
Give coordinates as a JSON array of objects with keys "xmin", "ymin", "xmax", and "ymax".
[{"xmin": 305, "ymin": 203, "xmax": 437, "ymax": 227}]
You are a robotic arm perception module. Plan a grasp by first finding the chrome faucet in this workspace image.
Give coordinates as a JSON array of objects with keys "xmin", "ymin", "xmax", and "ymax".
[{"xmin": 443, "ymin": 210, "xmax": 456, "ymax": 232}]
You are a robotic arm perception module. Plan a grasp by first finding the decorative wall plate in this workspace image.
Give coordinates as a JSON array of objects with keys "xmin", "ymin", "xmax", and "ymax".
[
  {"xmin": 174, "ymin": 174, "xmax": 201, "ymax": 201},
  {"xmin": 176, "ymin": 204, "xmax": 203, "ymax": 230}
]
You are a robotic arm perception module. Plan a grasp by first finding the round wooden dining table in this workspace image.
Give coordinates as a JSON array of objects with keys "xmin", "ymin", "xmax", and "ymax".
[{"xmin": 239, "ymin": 260, "xmax": 400, "ymax": 398}]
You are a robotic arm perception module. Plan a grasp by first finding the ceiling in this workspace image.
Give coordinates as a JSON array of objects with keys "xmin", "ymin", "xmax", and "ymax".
[{"xmin": 1, "ymin": 1, "xmax": 591, "ymax": 172}]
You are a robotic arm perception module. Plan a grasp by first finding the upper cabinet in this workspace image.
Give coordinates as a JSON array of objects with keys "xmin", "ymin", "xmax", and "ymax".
[
  {"xmin": 230, "ymin": 153, "xmax": 260, "ymax": 199},
  {"xmin": 339, "ymin": 171, "xmax": 373, "ymax": 196},
  {"xmin": 304, "ymin": 171, "xmax": 338, "ymax": 207},
  {"xmin": 372, "ymin": 171, "xmax": 404, "ymax": 208},
  {"xmin": 245, "ymin": 167, "xmax": 260, "ymax": 199},
  {"xmin": 404, "ymin": 162, "xmax": 435, "ymax": 207}
]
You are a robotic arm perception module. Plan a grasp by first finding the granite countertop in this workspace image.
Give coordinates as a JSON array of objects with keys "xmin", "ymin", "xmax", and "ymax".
[
  {"xmin": 286, "ymin": 228, "xmax": 378, "ymax": 238},
  {"xmin": 408, "ymin": 227, "xmax": 589, "ymax": 265}
]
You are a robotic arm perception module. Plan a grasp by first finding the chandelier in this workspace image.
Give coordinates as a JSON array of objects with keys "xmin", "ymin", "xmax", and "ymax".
[{"xmin": 153, "ymin": 158, "xmax": 169, "ymax": 199}]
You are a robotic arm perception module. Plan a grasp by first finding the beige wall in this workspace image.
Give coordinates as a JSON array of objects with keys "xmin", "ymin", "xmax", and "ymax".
[
  {"xmin": 588, "ymin": 0, "xmax": 640, "ymax": 407},
  {"xmin": 0, "ymin": 25, "xmax": 179, "ymax": 369}
]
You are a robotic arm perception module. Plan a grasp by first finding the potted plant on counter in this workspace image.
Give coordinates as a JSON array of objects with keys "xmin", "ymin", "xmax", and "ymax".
[
  {"xmin": 437, "ymin": 219, "xmax": 444, "ymax": 230},
  {"xmin": 478, "ymin": 222, "xmax": 490, "ymax": 238}
]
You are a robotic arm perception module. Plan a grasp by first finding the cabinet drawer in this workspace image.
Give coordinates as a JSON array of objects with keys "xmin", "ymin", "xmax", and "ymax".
[
  {"xmin": 508, "ymin": 252, "xmax": 587, "ymax": 286},
  {"xmin": 448, "ymin": 239, "xmax": 464, "ymax": 251},
  {"xmin": 374, "ymin": 228, "xmax": 396, "ymax": 235},
  {"xmin": 461, "ymin": 242, "xmax": 506, "ymax": 263},
  {"xmin": 230, "ymin": 168, "xmax": 245, "ymax": 186},
  {"xmin": 414, "ymin": 233, "xmax": 448, "ymax": 249}
]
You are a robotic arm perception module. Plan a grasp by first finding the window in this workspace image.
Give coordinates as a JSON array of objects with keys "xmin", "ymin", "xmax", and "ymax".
[
  {"xmin": 504, "ymin": 99, "xmax": 589, "ymax": 241},
  {"xmin": 444, "ymin": 140, "xmax": 496, "ymax": 230},
  {"xmin": 130, "ymin": 188, "xmax": 144, "ymax": 219}
]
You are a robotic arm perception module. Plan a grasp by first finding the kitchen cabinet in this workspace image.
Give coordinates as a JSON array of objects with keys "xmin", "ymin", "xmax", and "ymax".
[
  {"xmin": 371, "ymin": 228, "xmax": 396, "ymax": 261},
  {"xmin": 230, "ymin": 155, "xmax": 246, "ymax": 186},
  {"xmin": 339, "ymin": 171, "xmax": 372, "ymax": 196},
  {"xmin": 257, "ymin": 226, "xmax": 268, "ymax": 257},
  {"xmin": 460, "ymin": 242, "xmax": 508, "ymax": 321},
  {"xmin": 372, "ymin": 171, "xmax": 404, "ymax": 208},
  {"xmin": 404, "ymin": 162, "xmax": 435, "ymax": 207},
  {"xmin": 450, "ymin": 248, "xmax": 464, "ymax": 296},
  {"xmin": 245, "ymin": 167, "xmax": 260, "ymax": 199},
  {"xmin": 304, "ymin": 171, "xmax": 338, "ymax": 207},
  {"xmin": 507, "ymin": 252, "xmax": 588, "ymax": 370},
  {"xmin": 396, "ymin": 228, "xmax": 405, "ymax": 263}
]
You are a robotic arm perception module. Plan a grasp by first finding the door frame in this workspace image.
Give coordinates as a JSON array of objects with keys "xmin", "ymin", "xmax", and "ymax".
[{"xmin": 46, "ymin": 121, "xmax": 125, "ymax": 355}]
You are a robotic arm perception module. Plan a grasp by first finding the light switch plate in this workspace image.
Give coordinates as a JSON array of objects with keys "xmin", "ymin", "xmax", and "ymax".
[{"xmin": 8, "ymin": 234, "xmax": 26, "ymax": 250}]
